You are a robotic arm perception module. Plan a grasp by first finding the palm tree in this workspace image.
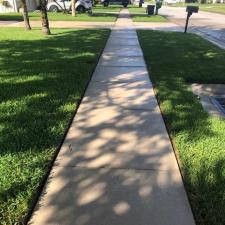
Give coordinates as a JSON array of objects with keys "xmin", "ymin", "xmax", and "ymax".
[
  {"xmin": 71, "ymin": 0, "xmax": 76, "ymax": 16},
  {"xmin": 21, "ymin": 0, "xmax": 31, "ymax": 30},
  {"xmin": 40, "ymin": 0, "xmax": 51, "ymax": 35}
]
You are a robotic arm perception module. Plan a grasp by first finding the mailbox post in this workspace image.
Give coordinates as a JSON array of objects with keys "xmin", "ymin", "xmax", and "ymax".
[
  {"xmin": 184, "ymin": 6, "xmax": 199, "ymax": 33},
  {"xmin": 155, "ymin": 0, "xmax": 162, "ymax": 15},
  {"xmin": 139, "ymin": 0, "xmax": 144, "ymax": 7}
]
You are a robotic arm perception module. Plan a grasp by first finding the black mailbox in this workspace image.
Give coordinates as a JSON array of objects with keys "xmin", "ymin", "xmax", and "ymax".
[
  {"xmin": 186, "ymin": 6, "xmax": 199, "ymax": 13},
  {"xmin": 184, "ymin": 6, "xmax": 199, "ymax": 33}
]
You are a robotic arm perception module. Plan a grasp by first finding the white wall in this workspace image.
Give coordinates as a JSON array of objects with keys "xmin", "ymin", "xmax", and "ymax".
[
  {"xmin": 0, "ymin": 0, "xmax": 17, "ymax": 12},
  {"xmin": 17, "ymin": 0, "xmax": 39, "ymax": 11},
  {"xmin": 0, "ymin": 0, "xmax": 39, "ymax": 13},
  {"xmin": 26, "ymin": 0, "xmax": 39, "ymax": 11}
]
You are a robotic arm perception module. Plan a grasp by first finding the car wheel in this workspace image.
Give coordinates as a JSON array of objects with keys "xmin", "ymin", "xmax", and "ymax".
[
  {"xmin": 76, "ymin": 5, "xmax": 85, "ymax": 13},
  {"xmin": 49, "ymin": 5, "xmax": 59, "ymax": 12}
]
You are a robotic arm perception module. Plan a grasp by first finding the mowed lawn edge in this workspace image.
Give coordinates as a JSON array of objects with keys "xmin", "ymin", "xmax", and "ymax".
[
  {"xmin": 0, "ymin": 12, "xmax": 117, "ymax": 22},
  {"xmin": 168, "ymin": 3, "xmax": 225, "ymax": 15},
  {"xmin": 128, "ymin": 7, "xmax": 167, "ymax": 22},
  {"xmin": 131, "ymin": 15, "xmax": 167, "ymax": 22},
  {"xmin": 0, "ymin": 6, "xmax": 122, "ymax": 22},
  {"xmin": 0, "ymin": 28, "xmax": 110, "ymax": 224},
  {"xmin": 137, "ymin": 30, "xmax": 225, "ymax": 225}
]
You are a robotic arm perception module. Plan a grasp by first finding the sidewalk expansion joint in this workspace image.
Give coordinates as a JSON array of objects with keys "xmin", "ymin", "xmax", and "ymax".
[
  {"xmin": 79, "ymin": 105, "xmax": 153, "ymax": 112},
  {"xmin": 101, "ymin": 65, "xmax": 146, "ymax": 68},
  {"xmin": 91, "ymin": 80, "xmax": 148, "ymax": 84},
  {"xmin": 54, "ymin": 164, "xmax": 176, "ymax": 172}
]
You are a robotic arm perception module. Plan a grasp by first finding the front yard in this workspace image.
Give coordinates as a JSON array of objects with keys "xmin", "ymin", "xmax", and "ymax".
[
  {"xmin": 170, "ymin": 3, "xmax": 225, "ymax": 15},
  {"xmin": 0, "ymin": 27, "xmax": 109, "ymax": 224},
  {"xmin": 138, "ymin": 30, "xmax": 225, "ymax": 225},
  {"xmin": 128, "ymin": 6, "xmax": 167, "ymax": 22},
  {"xmin": 0, "ymin": 5, "xmax": 169, "ymax": 22},
  {"xmin": 0, "ymin": 5, "xmax": 121, "ymax": 22}
]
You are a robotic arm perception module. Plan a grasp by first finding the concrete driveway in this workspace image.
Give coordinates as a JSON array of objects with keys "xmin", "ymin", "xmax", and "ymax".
[{"xmin": 160, "ymin": 6, "xmax": 225, "ymax": 48}]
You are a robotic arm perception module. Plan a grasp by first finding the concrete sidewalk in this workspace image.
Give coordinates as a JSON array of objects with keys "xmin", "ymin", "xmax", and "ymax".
[
  {"xmin": 134, "ymin": 21, "xmax": 182, "ymax": 32},
  {"xmin": 29, "ymin": 9, "xmax": 195, "ymax": 225},
  {"xmin": 0, "ymin": 19, "xmax": 182, "ymax": 31}
]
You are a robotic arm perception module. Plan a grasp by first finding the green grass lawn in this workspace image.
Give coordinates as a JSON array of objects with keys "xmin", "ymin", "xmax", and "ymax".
[
  {"xmin": 128, "ymin": 7, "xmax": 167, "ymax": 22},
  {"xmin": 200, "ymin": 4, "xmax": 225, "ymax": 14},
  {"xmin": 0, "ymin": 6, "xmax": 121, "ymax": 22},
  {"xmin": 138, "ymin": 30, "xmax": 225, "ymax": 225},
  {"xmin": 131, "ymin": 14, "xmax": 167, "ymax": 22},
  {"xmin": 0, "ymin": 27, "xmax": 109, "ymax": 224},
  {"xmin": 94, "ymin": 4, "xmax": 122, "ymax": 12},
  {"xmin": 169, "ymin": 3, "xmax": 225, "ymax": 14}
]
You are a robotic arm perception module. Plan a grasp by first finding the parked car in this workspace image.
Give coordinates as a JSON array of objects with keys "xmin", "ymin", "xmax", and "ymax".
[
  {"xmin": 101, "ymin": 0, "xmax": 130, "ymax": 7},
  {"xmin": 47, "ymin": 0, "xmax": 92, "ymax": 13},
  {"xmin": 164, "ymin": 0, "xmax": 179, "ymax": 4}
]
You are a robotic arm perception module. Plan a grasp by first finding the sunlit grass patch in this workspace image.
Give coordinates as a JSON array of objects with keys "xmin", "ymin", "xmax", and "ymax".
[
  {"xmin": 128, "ymin": 7, "xmax": 167, "ymax": 22},
  {"xmin": 170, "ymin": 3, "xmax": 225, "ymax": 15},
  {"xmin": 0, "ymin": 27, "xmax": 109, "ymax": 224},
  {"xmin": 138, "ymin": 30, "xmax": 225, "ymax": 225},
  {"xmin": 0, "ymin": 5, "xmax": 121, "ymax": 22}
]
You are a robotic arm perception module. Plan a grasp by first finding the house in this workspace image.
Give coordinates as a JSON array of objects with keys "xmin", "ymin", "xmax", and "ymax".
[
  {"xmin": 0, "ymin": 0, "xmax": 40, "ymax": 13},
  {"xmin": 212, "ymin": 0, "xmax": 225, "ymax": 3}
]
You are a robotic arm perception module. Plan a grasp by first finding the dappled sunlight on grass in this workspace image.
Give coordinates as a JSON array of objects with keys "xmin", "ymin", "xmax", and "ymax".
[
  {"xmin": 138, "ymin": 30, "xmax": 225, "ymax": 225},
  {"xmin": 128, "ymin": 7, "xmax": 167, "ymax": 22},
  {"xmin": 0, "ymin": 5, "xmax": 121, "ymax": 22},
  {"xmin": 0, "ymin": 27, "xmax": 109, "ymax": 224}
]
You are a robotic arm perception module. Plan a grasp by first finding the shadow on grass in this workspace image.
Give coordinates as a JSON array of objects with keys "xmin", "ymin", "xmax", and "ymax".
[
  {"xmin": 130, "ymin": 13, "xmax": 148, "ymax": 16},
  {"xmin": 90, "ymin": 12, "xmax": 119, "ymax": 17},
  {"xmin": 138, "ymin": 31, "xmax": 220, "ymax": 141},
  {"xmin": 138, "ymin": 30, "xmax": 225, "ymax": 225},
  {"xmin": 0, "ymin": 13, "xmax": 23, "ymax": 21},
  {"xmin": 153, "ymin": 77, "xmax": 213, "ymax": 139},
  {"xmin": 0, "ymin": 29, "xmax": 109, "ymax": 155},
  {"xmin": 185, "ymin": 158, "xmax": 225, "ymax": 225},
  {"xmin": 0, "ymin": 28, "xmax": 109, "ymax": 224},
  {"xmin": 0, "ymin": 11, "xmax": 119, "ymax": 22}
]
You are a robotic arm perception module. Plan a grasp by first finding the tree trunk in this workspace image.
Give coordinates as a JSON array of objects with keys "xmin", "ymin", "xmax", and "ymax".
[
  {"xmin": 40, "ymin": 0, "xmax": 51, "ymax": 35},
  {"xmin": 21, "ymin": 0, "xmax": 31, "ymax": 30},
  {"xmin": 71, "ymin": 0, "xmax": 76, "ymax": 17},
  {"xmin": 62, "ymin": 0, "xmax": 67, "ymax": 13}
]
